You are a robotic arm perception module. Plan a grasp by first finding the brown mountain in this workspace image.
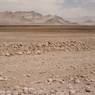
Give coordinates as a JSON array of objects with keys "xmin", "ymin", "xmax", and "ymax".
[{"xmin": 0, "ymin": 11, "xmax": 73, "ymax": 25}]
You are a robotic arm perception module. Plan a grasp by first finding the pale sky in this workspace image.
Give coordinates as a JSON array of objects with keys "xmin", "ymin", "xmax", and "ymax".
[{"xmin": 0, "ymin": 0, "xmax": 95, "ymax": 18}]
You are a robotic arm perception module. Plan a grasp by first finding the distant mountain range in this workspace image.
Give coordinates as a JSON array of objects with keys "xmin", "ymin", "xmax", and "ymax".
[
  {"xmin": 68, "ymin": 16, "xmax": 95, "ymax": 25},
  {"xmin": 0, "ymin": 11, "xmax": 74, "ymax": 25},
  {"xmin": 0, "ymin": 11, "xmax": 95, "ymax": 25}
]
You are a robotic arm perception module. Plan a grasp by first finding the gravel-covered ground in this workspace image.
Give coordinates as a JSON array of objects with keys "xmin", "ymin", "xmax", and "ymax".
[{"xmin": 0, "ymin": 31, "xmax": 95, "ymax": 95}]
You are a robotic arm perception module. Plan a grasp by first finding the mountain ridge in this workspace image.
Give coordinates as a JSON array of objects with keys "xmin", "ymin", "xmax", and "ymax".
[{"xmin": 0, "ymin": 11, "xmax": 74, "ymax": 25}]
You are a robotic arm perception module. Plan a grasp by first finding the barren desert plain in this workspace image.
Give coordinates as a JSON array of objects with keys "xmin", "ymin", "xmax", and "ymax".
[{"xmin": 0, "ymin": 25, "xmax": 95, "ymax": 95}]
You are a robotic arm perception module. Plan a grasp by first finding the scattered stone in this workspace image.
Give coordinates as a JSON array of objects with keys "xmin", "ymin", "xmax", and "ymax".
[
  {"xmin": 25, "ymin": 74, "xmax": 31, "ymax": 78},
  {"xmin": 22, "ymin": 87, "xmax": 29, "ymax": 94},
  {"xmin": 80, "ymin": 75, "xmax": 87, "ymax": 78},
  {"xmin": 0, "ymin": 41, "xmax": 90, "ymax": 56},
  {"xmin": 90, "ymin": 79, "xmax": 95, "ymax": 82},
  {"xmin": 68, "ymin": 83, "xmax": 74, "ymax": 89},
  {"xmin": 69, "ymin": 90, "xmax": 76, "ymax": 95},
  {"xmin": 26, "ymin": 51, "xmax": 31, "ymax": 55},
  {"xmin": 14, "ymin": 85, "xmax": 21, "ymax": 90},
  {"xmin": 85, "ymin": 86, "xmax": 92, "ymax": 93},
  {"xmin": 5, "ymin": 52, "xmax": 11, "ymax": 56},
  {"xmin": 0, "ymin": 77, "xmax": 5, "ymax": 81},
  {"xmin": 49, "ymin": 89, "xmax": 57, "ymax": 95},
  {"xmin": 0, "ymin": 72, "xmax": 3, "ymax": 76},
  {"xmin": 68, "ymin": 83, "xmax": 76, "ymax": 95},
  {"xmin": 70, "ymin": 66, "xmax": 76, "ymax": 70},
  {"xmin": 46, "ymin": 78, "xmax": 53, "ymax": 84},
  {"xmin": 0, "ymin": 76, "xmax": 8, "ymax": 81},
  {"xmin": 58, "ymin": 79, "xmax": 64, "ymax": 84},
  {"xmin": 34, "ymin": 80, "xmax": 42, "ymax": 84},
  {"xmin": 28, "ymin": 88, "xmax": 35, "ymax": 94},
  {"xmin": 36, "ymin": 50, "xmax": 41, "ymax": 55},
  {"xmin": 16, "ymin": 51, "xmax": 23, "ymax": 55},
  {"xmin": 85, "ymin": 82, "xmax": 91, "ymax": 86},
  {"xmin": 53, "ymin": 79, "xmax": 65, "ymax": 84},
  {"xmin": 74, "ymin": 78, "xmax": 80, "ymax": 84}
]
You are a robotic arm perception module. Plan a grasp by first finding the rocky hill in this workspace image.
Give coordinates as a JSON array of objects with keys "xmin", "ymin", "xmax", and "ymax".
[{"xmin": 0, "ymin": 11, "xmax": 73, "ymax": 25}]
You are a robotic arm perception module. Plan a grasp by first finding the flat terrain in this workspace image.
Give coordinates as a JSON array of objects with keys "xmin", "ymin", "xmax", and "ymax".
[
  {"xmin": 0, "ymin": 25, "xmax": 95, "ymax": 95},
  {"xmin": 0, "ymin": 25, "xmax": 95, "ymax": 32}
]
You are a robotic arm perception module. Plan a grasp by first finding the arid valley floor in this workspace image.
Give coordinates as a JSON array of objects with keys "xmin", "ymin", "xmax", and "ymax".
[{"xmin": 0, "ymin": 25, "xmax": 95, "ymax": 95}]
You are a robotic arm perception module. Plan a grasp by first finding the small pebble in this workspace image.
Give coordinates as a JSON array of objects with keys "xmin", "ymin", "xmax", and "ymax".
[
  {"xmin": 74, "ymin": 78, "xmax": 80, "ymax": 84},
  {"xmin": 69, "ymin": 90, "xmax": 76, "ymax": 95},
  {"xmin": 26, "ymin": 51, "xmax": 31, "ymax": 55},
  {"xmin": 36, "ymin": 50, "xmax": 41, "ymax": 55},
  {"xmin": 5, "ymin": 52, "xmax": 10, "ymax": 56},
  {"xmin": 85, "ymin": 86, "xmax": 92, "ymax": 93},
  {"xmin": 46, "ymin": 78, "xmax": 53, "ymax": 84},
  {"xmin": 26, "ymin": 74, "xmax": 31, "ymax": 78},
  {"xmin": 0, "ymin": 76, "xmax": 8, "ymax": 81},
  {"xmin": 16, "ymin": 51, "xmax": 23, "ymax": 55}
]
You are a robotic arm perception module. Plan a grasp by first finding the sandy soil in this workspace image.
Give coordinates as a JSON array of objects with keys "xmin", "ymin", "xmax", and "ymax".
[{"xmin": 0, "ymin": 31, "xmax": 95, "ymax": 95}]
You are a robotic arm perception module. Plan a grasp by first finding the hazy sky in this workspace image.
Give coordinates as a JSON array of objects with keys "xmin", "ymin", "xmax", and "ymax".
[{"xmin": 0, "ymin": 0, "xmax": 95, "ymax": 18}]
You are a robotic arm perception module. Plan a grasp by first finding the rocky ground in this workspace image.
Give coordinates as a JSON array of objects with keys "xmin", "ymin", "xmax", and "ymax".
[
  {"xmin": 0, "ymin": 41, "xmax": 89, "ymax": 56},
  {"xmin": 0, "ymin": 32, "xmax": 95, "ymax": 95}
]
